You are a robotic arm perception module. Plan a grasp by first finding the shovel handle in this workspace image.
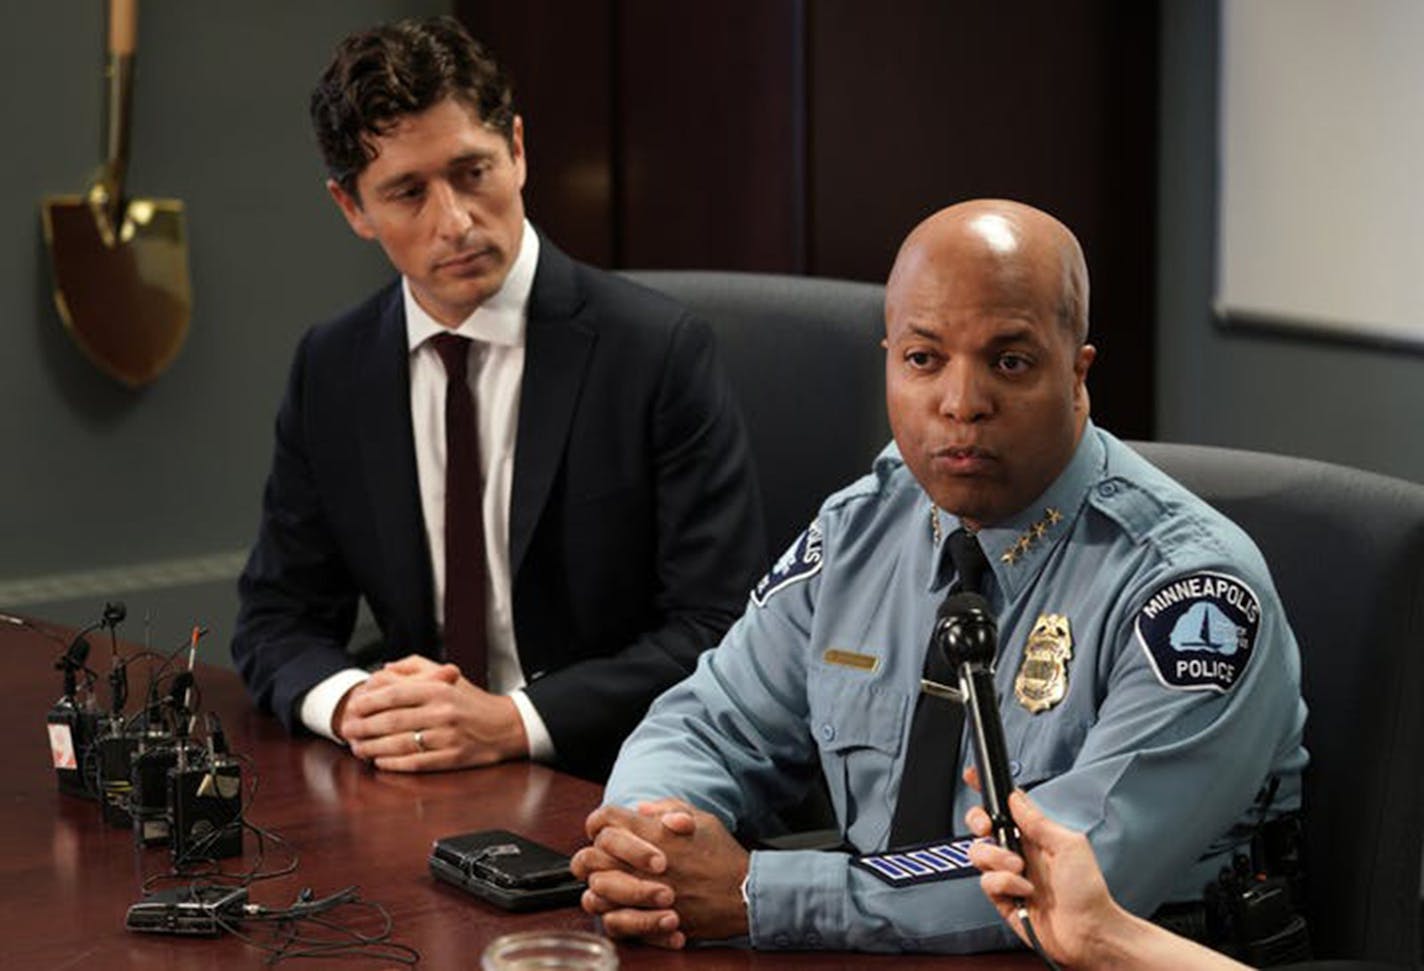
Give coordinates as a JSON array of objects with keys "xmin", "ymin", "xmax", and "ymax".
[
  {"xmin": 98, "ymin": 0, "xmax": 137, "ymax": 218},
  {"xmin": 110, "ymin": 0, "xmax": 137, "ymax": 57}
]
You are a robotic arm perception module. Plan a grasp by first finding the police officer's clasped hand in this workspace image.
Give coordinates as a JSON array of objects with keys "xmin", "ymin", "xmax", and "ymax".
[{"xmin": 573, "ymin": 798, "xmax": 750, "ymax": 948}]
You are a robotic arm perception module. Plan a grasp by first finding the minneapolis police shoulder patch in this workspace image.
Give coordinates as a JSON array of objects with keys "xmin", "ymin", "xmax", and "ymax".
[
  {"xmin": 751, "ymin": 520, "xmax": 824, "ymax": 607},
  {"xmin": 1135, "ymin": 571, "xmax": 1261, "ymax": 692}
]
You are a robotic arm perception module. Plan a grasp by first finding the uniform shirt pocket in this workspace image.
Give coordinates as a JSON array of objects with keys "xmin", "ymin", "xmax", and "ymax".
[{"xmin": 808, "ymin": 673, "xmax": 907, "ymax": 851}]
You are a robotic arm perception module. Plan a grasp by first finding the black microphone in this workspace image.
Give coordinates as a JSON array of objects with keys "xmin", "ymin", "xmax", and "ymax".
[
  {"xmin": 169, "ymin": 671, "xmax": 194, "ymax": 715},
  {"xmin": 55, "ymin": 634, "xmax": 92, "ymax": 700},
  {"xmin": 55, "ymin": 601, "xmax": 124, "ymax": 701},
  {"xmin": 108, "ymin": 659, "xmax": 129, "ymax": 715},
  {"xmin": 102, "ymin": 601, "xmax": 127, "ymax": 627},
  {"xmin": 935, "ymin": 590, "xmax": 1020, "ymax": 854},
  {"xmin": 100, "ymin": 602, "xmax": 128, "ymax": 714},
  {"xmin": 205, "ymin": 712, "xmax": 228, "ymax": 754},
  {"xmin": 57, "ymin": 635, "xmax": 91, "ymax": 670}
]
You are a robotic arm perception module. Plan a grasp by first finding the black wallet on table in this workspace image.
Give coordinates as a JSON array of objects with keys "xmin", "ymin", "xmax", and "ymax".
[{"xmin": 429, "ymin": 828, "xmax": 585, "ymax": 912}]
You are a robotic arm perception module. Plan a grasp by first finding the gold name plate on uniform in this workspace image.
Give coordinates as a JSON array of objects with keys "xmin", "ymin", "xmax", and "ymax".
[{"xmin": 823, "ymin": 648, "xmax": 879, "ymax": 672}]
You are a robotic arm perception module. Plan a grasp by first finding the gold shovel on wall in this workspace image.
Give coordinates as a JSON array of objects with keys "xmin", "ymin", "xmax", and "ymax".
[{"xmin": 40, "ymin": 0, "xmax": 191, "ymax": 389}]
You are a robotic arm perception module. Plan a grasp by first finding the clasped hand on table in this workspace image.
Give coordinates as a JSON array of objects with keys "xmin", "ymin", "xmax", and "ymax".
[
  {"xmin": 335, "ymin": 655, "xmax": 529, "ymax": 771},
  {"xmin": 571, "ymin": 798, "xmax": 751, "ymax": 949}
]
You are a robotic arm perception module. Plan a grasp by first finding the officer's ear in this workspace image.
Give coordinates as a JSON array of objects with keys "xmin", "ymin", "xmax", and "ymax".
[
  {"xmin": 1073, "ymin": 344, "xmax": 1096, "ymax": 416},
  {"xmin": 1073, "ymin": 343, "xmax": 1096, "ymax": 383}
]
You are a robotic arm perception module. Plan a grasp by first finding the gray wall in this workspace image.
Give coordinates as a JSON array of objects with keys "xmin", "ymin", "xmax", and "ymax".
[
  {"xmin": 1, "ymin": 2, "xmax": 446, "ymax": 664},
  {"xmin": 1157, "ymin": 1, "xmax": 1424, "ymax": 484}
]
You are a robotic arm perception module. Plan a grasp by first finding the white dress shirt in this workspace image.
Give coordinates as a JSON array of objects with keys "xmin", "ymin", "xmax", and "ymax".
[{"xmin": 300, "ymin": 221, "xmax": 554, "ymax": 760}]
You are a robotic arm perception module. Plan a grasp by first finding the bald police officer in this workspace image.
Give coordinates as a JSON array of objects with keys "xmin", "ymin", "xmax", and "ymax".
[{"xmin": 570, "ymin": 200, "xmax": 1308, "ymax": 953}]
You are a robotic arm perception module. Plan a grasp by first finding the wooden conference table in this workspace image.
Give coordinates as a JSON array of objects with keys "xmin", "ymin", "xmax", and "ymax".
[{"xmin": 0, "ymin": 622, "xmax": 1040, "ymax": 969}]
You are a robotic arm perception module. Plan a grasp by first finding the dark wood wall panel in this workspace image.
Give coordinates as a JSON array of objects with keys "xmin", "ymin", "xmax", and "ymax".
[
  {"xmin": 616, "ymin": 0, "xmax": 802, "ymax": 271},
  {"xmin": 458, "ymin": 0, "xmax": 616, "ymax": 267},
  {"xmin": 455, "ymin": 0, "xmax": 1157, "ymax": 437},
  {"xmin": 808, "ymin": 0, "xmax": 1158, "ymax": 436}
]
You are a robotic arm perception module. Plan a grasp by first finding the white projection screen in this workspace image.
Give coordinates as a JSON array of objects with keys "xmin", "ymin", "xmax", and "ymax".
[{"xmin": 1217, "ymin": 0, "xmax": 1424, "ymax": 345}]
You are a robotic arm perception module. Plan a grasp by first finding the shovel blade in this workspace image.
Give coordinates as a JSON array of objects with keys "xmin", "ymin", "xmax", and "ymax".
[{"xmin": 41, "ymin": 194, "xmax": 191, "ymax": 388}]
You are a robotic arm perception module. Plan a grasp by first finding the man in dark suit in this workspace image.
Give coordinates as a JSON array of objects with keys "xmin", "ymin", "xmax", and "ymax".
[{"xmin": 231, "ymin": 17, "xmax": 764, "ymax": 781}]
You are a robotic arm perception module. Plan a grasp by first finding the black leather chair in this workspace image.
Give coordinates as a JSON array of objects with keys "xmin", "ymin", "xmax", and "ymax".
[
  {"xmin": 624, "ymin": 270, "xmax": 889, "ymax": 556},
  {"xmin": 625, "ymin": 270, "xmax": 885, "ymax": 837},
  {"xmin": 1132, "ymin": 441, "xmax": 1424, "ymax": 966}
]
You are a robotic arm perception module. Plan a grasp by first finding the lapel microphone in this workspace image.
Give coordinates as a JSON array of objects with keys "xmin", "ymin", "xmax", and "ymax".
[{"xmin": 935, "ymin": 590, "xmax": 1020, "ymax": 854}]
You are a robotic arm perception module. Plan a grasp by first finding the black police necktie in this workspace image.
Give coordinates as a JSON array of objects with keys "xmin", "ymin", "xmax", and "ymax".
[
  {"xmin": 430, "ymin": 333, "xmax": 488, "ymax": 688},
  {"xmin": 887, "ymin": 528, "xmax": 989, "ymax": 846}
]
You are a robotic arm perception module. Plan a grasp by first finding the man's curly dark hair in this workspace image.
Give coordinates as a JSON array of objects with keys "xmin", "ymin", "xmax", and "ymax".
[{"xmin": 310, "ymin": 16, "xmax": 515, "ymax": 199}]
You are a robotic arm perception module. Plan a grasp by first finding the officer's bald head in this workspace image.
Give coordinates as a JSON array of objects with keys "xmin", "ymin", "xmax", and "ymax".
[
  {"xmin": 882, "ymin": 199, "xmax": 1096, "ymax": 528},
  {"xmin": 886, "ymin": 199, "xmax": 1090, "ymax": 347}
]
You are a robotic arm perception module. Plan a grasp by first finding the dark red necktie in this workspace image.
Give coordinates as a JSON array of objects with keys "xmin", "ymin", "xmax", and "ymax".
[{"xmin": 430, "ymin": 332, "xmax": 488, "ymax": 688}]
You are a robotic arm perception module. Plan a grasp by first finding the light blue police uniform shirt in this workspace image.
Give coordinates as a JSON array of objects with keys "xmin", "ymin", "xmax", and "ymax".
[{"xmin": 603, "ymin": 423, "xmax": 1309, "ymax": 953}]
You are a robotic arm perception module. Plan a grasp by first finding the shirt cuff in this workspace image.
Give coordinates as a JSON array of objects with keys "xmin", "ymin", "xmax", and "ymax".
[
  {"xmin": 299, "ymin": 668, "xmax": 371, "ymax": 742},
  {"xmin": 746, "ymin": 848, "xmax": 846, "ymax": 951},
  {"xmin": 510, "ymin": 688, "xmax": 556, "ymax": 761}
]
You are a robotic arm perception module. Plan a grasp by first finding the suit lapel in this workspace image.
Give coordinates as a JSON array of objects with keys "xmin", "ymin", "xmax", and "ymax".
[
  {"xmin": 510, "ymin": 237, "xmax": 596, "ymax": 578},
  {"xmin": 355, "ymin": 284, "xmax": 436, "ymax": 638}
]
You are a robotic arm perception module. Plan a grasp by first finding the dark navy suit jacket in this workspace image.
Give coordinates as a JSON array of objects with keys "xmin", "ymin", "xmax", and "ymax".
[{"xmin": 231, "ymin": 236, "xmax": 765, "ymax": 778}]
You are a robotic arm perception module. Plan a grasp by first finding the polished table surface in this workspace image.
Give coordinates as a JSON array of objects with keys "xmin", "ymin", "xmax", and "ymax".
[{"xmin": 0, "ymin": 622, "xmax": 1040, "ymax": 969}]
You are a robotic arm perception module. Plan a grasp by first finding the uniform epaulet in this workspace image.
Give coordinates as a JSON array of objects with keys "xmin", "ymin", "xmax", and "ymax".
[
  {"xmin": 870, "ymin": 440, "xmax": 903, "ymax": 480},
  {"xmin": 1087, "ymin": 475, "xmax": 1171, "ymax": 544},
  {"xmin": 819, "ymin": 441, "xmax": 901, "ymax": 516}
]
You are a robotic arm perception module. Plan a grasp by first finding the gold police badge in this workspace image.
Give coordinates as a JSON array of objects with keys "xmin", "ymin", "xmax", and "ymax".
[{"xmin": 1015, "ymin": 613, "xmax": 1072, "ymax": 713}]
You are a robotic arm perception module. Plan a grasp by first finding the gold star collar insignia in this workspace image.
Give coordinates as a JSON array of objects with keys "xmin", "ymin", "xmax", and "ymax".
[{"xmin": 999, "ymin": 508, "xmax": 1062, "ymax": 567}]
